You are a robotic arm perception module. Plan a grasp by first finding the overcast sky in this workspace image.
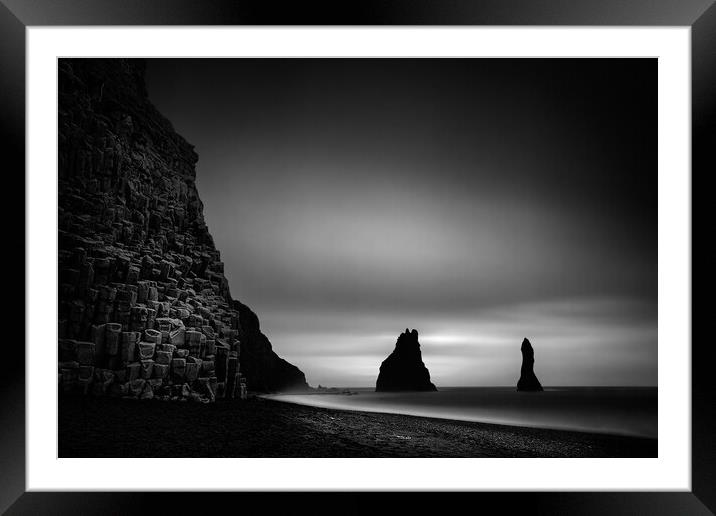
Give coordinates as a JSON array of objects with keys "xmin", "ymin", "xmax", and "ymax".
[{"xmin": 145, "ymin": 58, "xmax": 657, "ymax": 387}]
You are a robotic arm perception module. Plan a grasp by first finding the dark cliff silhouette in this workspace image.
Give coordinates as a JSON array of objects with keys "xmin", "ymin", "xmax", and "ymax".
[
  {"xmin": 516, "ymin": 338, "xmax": 543, "ymax": 391},
  {"xmin": 232, "ymin": 300, "xmax": 308, "ymax": 392},
  {"xmin": 376, "ymin": 329, "xmax": 437, "ymax": 392}
]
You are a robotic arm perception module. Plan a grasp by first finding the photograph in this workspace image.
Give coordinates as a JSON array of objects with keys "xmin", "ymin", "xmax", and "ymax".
[{"xmin": 57, "ymin": 57, "xmax": 658, "ymax": 459}]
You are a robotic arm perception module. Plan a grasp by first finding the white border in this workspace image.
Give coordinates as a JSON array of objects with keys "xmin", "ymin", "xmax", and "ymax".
[{"xmin": 27, "ymin": 27, "xmax": 691, "ymax": 491}]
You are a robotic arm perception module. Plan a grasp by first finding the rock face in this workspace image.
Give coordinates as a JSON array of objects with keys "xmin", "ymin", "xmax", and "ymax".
[
  {"xmin": 516, "ymin": 338, "xmax": 543, "ymax": 392},
  {"xmin": 232, "ymin": 300, "xmax": 307, "ymax": 393},
  {"xmin": 57, "ymin": 58, "xmax": 308, "ymax": 400},
  {"xmin": 376, "ymin": 329, "xmax": 437, "ymax": 392}
]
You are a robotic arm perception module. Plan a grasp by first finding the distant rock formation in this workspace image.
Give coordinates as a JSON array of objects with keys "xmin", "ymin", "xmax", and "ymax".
[
  {"xmin": 376, "ymin": 329, "xmax": 437, "ymax": 392},
  {"xmin": 516, "ymin": 338, "xmax": 543, "ymax": 391}
]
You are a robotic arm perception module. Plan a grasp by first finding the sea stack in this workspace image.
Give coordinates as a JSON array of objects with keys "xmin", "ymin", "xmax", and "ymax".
[
  {"xmin": 516, "ymin": 338, "xmax": 543, "ymax": 391},
  {"xmin": 376, "ymin": 329, "xmax": 437, "ymax": 392}
]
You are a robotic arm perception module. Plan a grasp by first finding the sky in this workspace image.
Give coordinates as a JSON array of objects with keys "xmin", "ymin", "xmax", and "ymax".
[{"xmin": 145, "ymin": 58, "xmax": 657, "ymax": 387}]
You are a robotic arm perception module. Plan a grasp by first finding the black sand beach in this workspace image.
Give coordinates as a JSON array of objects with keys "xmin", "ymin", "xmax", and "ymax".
[{"xmin": 59, "ymin": 395, "xmax": 657, "ymax": 458}]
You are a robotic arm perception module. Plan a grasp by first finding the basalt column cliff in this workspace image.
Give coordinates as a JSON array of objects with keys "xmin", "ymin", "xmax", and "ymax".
[{"xmin": 57, "ymin": 59, "xmax": 308, "ymax": 400}]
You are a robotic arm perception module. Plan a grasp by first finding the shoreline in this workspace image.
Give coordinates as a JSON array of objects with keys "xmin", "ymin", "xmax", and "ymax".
[
  {"xmin": 261, "ymin": 392, "xmax": 655, "ymax": 439},
  {"xmin": 59, "ymin": 394, "xmax": 656, "ymax": 457}
]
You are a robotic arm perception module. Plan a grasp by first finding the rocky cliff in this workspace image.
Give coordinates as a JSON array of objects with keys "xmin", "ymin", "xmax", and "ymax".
[
  {"xmin": 516, "ymin": 338, "xmax": 543, "ymax": 391},
  {"xmin": 376, "ymin": 329, "xmax": 437, "ymax": 392},
  {"xmin": 57, "ymin": 58, "xmax": 308, "ymax": 400}
]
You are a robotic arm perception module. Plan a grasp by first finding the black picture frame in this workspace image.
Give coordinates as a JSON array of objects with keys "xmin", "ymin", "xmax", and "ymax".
[{"xmin": 4, "ymin": 1, "xmax": 712, "ymax": 514}]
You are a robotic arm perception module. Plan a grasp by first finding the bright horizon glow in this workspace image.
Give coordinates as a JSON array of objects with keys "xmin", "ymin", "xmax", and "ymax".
[{"xmin": 263, "ymin": 295, "xmax": 656, "ymax": 388}]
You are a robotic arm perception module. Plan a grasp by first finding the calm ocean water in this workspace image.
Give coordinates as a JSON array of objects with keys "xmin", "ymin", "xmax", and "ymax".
[{"xmin": 264, "ymin": 387, "xmax": 657, "ymax": 438}]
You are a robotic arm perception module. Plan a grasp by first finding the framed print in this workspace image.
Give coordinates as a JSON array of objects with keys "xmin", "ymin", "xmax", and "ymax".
[{"xmin": 5, "ymin": 0, "xmax": 712, "ymax": 514}]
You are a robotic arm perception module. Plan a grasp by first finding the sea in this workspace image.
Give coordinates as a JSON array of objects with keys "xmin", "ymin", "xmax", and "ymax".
[{"xmin": 263, "ymin": 386, "xmax": 657, "ymax": 439}]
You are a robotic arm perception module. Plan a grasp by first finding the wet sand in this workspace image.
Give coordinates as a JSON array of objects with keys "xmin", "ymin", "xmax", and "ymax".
[{"xmin": 58, "ymin": 395, "xmax": 657, "ymax": 458}]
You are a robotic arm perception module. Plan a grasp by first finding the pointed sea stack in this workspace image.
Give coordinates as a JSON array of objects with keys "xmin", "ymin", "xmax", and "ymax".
[
  {"xmin": 376, "ymin": 329, "xmax": 437, "ymax": 392},
  {"xmin": 516, "ymin": 338, "xmax": 543, "ymax": 391}
]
